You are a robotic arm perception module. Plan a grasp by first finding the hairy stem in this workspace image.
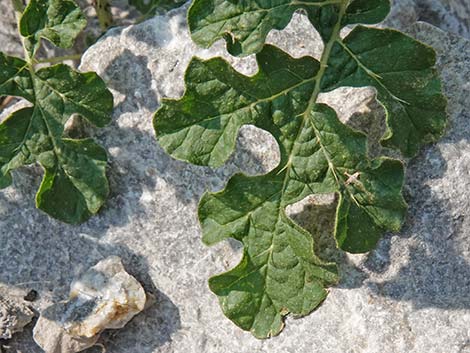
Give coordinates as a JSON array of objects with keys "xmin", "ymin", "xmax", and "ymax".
[
  {"xmin": 94, "ymin": 0, "xmax": 113, "ymax": 31},
  {"xmin": 306, "ymin": 1, "xmax": 349, "ymax": 113},
  {"xmin": 11, "ymin": 0, "xmax": 34, "ymax": 65},
  {"xmin": 36, "ymin": 54, "xmax": 82, "ymax": 64}
]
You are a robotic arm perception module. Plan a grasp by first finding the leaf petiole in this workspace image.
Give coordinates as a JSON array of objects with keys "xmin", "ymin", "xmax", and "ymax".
[
  {"xmin": 94, "ymin": 0, "xmax": 113, "ymax": 31},
  {"xmin": 35, "ymin": 54, "xmax": 83, "ymax": 65}
]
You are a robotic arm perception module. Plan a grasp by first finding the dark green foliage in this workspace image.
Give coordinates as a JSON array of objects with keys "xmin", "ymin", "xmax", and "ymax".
[
  {"xmin": 154, "ymin": 0, "xmax": 447, "ymax": 338},
  {"xmin": 0, "ymin": 0, "xmax": 113, "ymax": 223}
]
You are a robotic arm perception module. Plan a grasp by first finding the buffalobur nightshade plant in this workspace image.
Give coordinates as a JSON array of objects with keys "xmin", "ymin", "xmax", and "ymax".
[
  {"xmin": 0, "ymin": 0, "xmax": 113, "ymax": 224},
  {"xmin": 154, "ymin": 0, "xmax": 447, "ymax": 338}
]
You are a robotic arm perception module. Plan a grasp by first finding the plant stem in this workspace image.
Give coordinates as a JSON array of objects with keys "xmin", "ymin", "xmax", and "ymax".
[
  {"xmin": 94, "ymin": 0, "xmax": 113, "ymax": 31},
  {"xmin": 11, "ymin": 0, "xmax": 34, "ymax": 66},
  {"xmin": 36, "ymin": 54, "xmax": 82, "ymax": 64}
]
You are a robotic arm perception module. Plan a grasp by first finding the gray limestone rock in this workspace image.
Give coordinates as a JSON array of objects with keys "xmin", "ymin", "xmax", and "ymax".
[
  {"xmin": 385, "ymin": 0, "xmax": 420, "ymax": 30},
  {"xmin": 415, "ymin": 0, "xmax": 470, "ymax": 39},
  {"xmin": 388, "ymin": 0, "xmax": 470, "ymax": 38},
  {"xmin": 0, "ymin": 1, "xmax": 22, "ymax": 58},
  {"xmin": 0, "ymin": 3, "xmax": 469, "ymax": 353}
]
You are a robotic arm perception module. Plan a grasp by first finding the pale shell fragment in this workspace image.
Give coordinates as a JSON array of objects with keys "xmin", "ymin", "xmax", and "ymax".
[{"xmin": 33, "ymin": 256, "xmax": 147, "ymax": 353}]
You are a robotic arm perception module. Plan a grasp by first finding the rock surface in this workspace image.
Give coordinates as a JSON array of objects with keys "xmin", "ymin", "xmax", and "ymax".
[
  {"xmin": 0, "ymin": 287, "xmax": 34, "ymax": 340},
  {"xmin": 33, "ymin": 257, "xmax": 146, "ymax": 353},
  {"xmin": 387, "ymin": 0, "xmax": 470, "ymax": 38},
  {"xmin": 1, "ymin": 2, "xmax": 470, "ymax": 353},
  {"xmin": 415, "ymin": 0, "xmax": 470, "ymax": 38},
  {"xmin": 0, "ymin": 1, "xmax": 22, "ymax": 58}
]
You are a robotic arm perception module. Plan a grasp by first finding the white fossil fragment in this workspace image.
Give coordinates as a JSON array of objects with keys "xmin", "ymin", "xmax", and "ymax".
[
  {"xmin": 0, "ymin": 288, "xmax": 34, "ymax": 339},
  {"xmin": 33, "ymin": 256, "xmax": 147, "ymax": 353}
]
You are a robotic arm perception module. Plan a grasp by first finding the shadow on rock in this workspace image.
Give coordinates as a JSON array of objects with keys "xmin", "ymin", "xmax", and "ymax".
[
  {"xmin": 365, "ymin": 157, "xmax": 470, "ymax": 310},
  {"xmin": 103, "ymin": 49, "xmax": 159, "ymax": 114},
  {"xmin": 360, "ymin": 27, "xmax": 470, "ymax": 310},
  {"xmin": 0, "ymin": 236, "xmax": 181, "ymax": 353},
  {"xmin": 98, "ymin": 289, "xmax": 181, "ymax": 353},
  {"xmin": 288, "ymin": 196, "xmax": 367, "ymax": 290}
]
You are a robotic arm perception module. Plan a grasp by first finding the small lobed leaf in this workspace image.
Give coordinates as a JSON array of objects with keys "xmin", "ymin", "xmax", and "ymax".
[
  {"xmin": 20, "ymin": 0, "xmax": 86, "ymax": 57},
  {"xmin": 155, "ymin": 0, "xmax": 447, "ymax": 337},
  {"xmin": 0, "ymin": 0, "xmax": 113, "ymax": 224}
]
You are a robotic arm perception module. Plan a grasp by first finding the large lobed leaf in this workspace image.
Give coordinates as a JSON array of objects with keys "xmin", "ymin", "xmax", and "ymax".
[
  {"xmin": 0, "ymin": 0, "xmax": 113, "ymax": 224},
  {"xmin": 155, "ymin": 0, "xmax": 447, "ymax": 337}
]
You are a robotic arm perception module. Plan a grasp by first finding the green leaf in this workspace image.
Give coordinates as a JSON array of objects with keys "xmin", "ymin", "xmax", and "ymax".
[
  {"xmin": 322, "ymin": 26, "xmax": 447, "ymax": 157},
  {"xmin": 201, "ymin": 173, "xmax": 338, "ymax": 338},
  {"xmin": 156, "ymin": 0, "xmax": 447, "ymax": 337},
  {"xmin": 187, "ymin": 0, "xmax": 390, "ymax": 56},
  {"xmin": 0, "ymin": 53, "xmax": 33, "ymax": 101},
  {"xmin": 19, "ymin": 0, "xmax": 86, "ymax": 57},
  {"xmin": 342, "ymin": 0, "xmax": 390, "ymax": 25},
  {"xmin": 36, "ymin": 138, "xmax": 108, "ymax": 224},
  {"xmin": 0, "ymin": 0, "xmax": 112, "ymax": 223},
  {"xmin": 129, "ymin": 0, "xmax": 187, "ymax": 17},
  {"xmin": 0, "ymin": 58, "xmax": 112, "ymax": 223},
  {"xmin": 154, "ymin": 45, "xmax": 319, "ymax": 167},
  {"xmin": 198, "ymin": 103, "xmax": 406, "ymax": 336}
]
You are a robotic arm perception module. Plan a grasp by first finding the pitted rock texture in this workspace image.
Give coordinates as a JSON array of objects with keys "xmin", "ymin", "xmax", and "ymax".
[
  {"xmin": 0, "ymin": 287, "xmax": 34, "ymax": 340},
  {"xmin": 1, "ymin": 3, "xmax": 469, "ymax": 353},
  {"xmin": 387, "ymin": 0, "xmax": 470, "ymax": 38},
  {"xmin": 415, "ymin": 0, "xmax": 470, "ymax": 38}
]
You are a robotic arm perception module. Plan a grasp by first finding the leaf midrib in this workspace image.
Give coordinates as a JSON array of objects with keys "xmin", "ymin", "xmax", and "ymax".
[
  {"xmin": 238, "ymin": 1, "xmax": 349, "ymax": 332},
  {"xmin": 278, "ymin": 0, "xmax": 349, "ymax": 201},
  {"xmin": 163, "ymin": 74, "xmax": 315, "ymax": 134}
]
